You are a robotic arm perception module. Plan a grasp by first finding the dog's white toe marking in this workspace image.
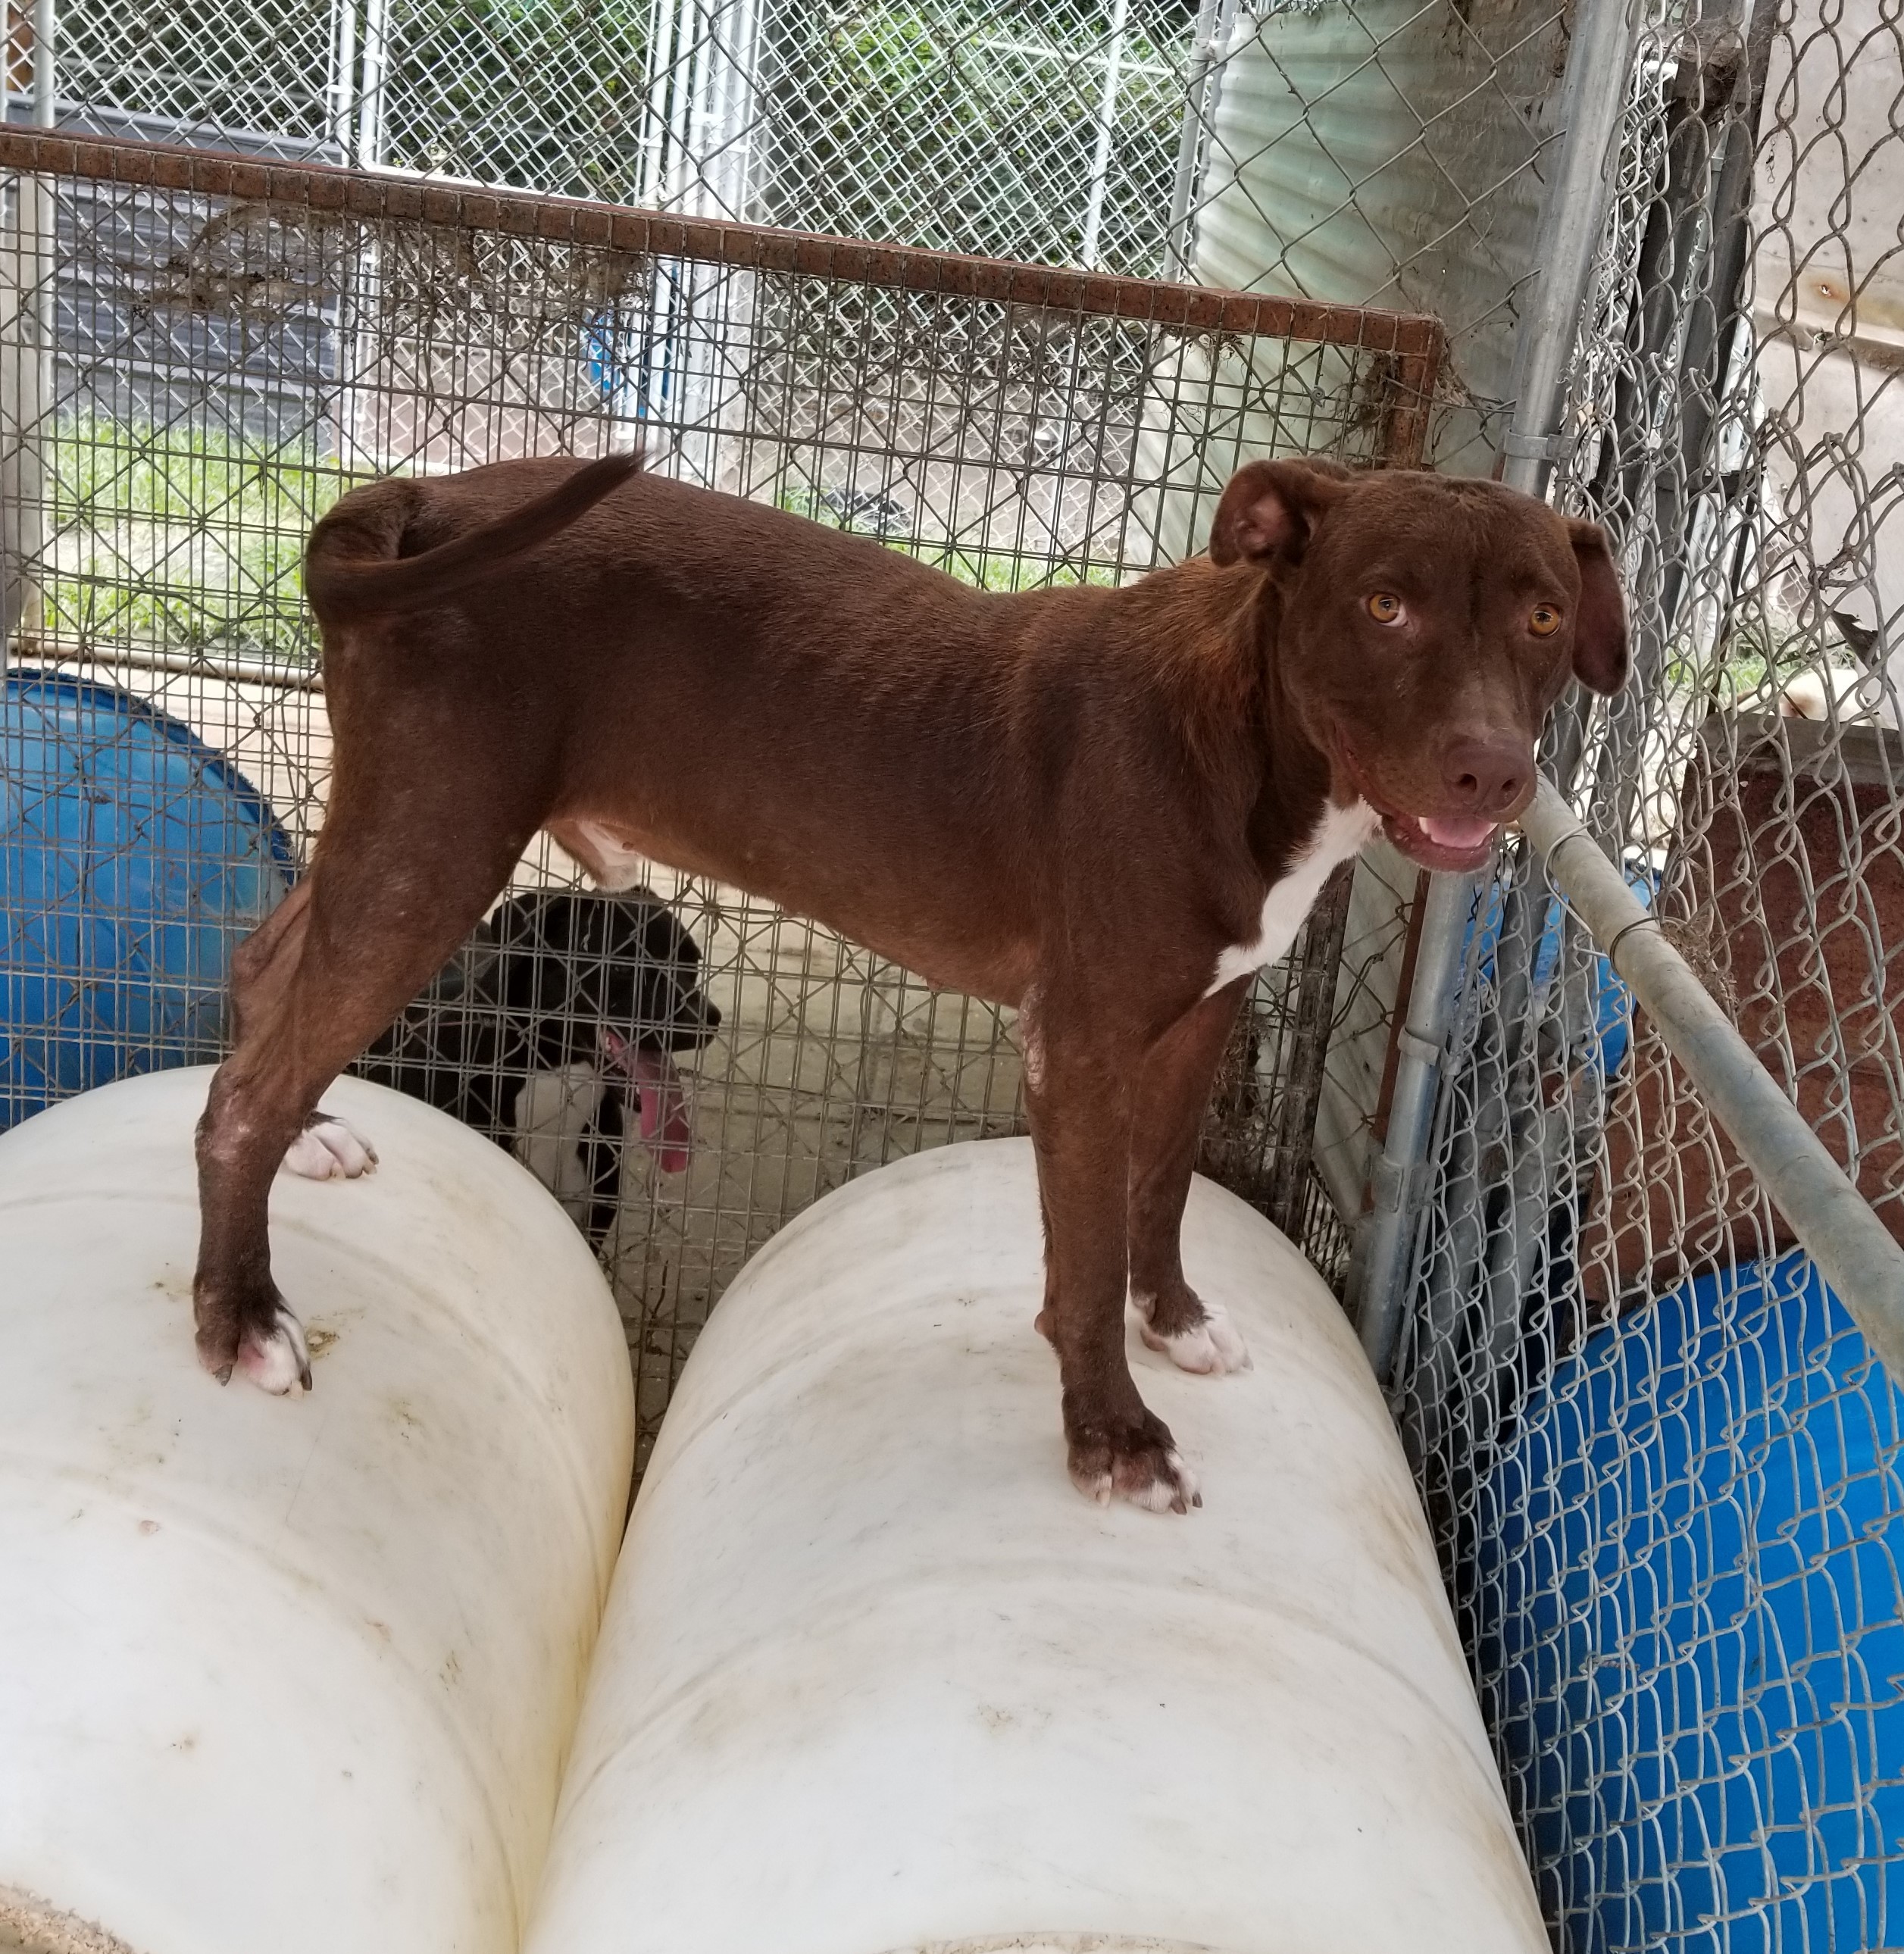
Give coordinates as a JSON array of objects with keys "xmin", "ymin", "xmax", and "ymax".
[
  {"xmin": 1124, "ymin": 1449, "xmax": 1199, "ymax": 1513},
  {"xmin": 236, "ymin": 1305, "xmax": 311, "ymax": 1396},
  {"xmin": 1134, "ymin": 1294, "xmax": 1252, "ymax": 1374},
  {"xmin": 280, "ymin": 1114, "xmax": 378, "ymax": 1181},
  {"xmin": 1069, "ymin": 1446, "xmax": 1200, "ymax": 1512},
  {"xmin": 1164, "ymin": 1449, "xmax": 1200, "ymax": 1507}
]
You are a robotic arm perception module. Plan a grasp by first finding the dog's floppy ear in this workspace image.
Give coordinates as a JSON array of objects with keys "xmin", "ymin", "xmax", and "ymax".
[
  {"xmin": 1208, "ymin": 458, "xmax": 1353, "ymax": 569},
  {"xmin": 1568, "ymin": 518, "xmax": 1628, "ymax": 695}
]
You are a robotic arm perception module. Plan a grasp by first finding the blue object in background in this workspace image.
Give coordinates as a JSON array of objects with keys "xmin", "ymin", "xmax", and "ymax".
[
  {"xmin": 1463, "ymin": 860, "xmax": 1653, "ymax": 1087},
  {"xmin": 1479, "ymin": 1252, "xmax": 1904, "ymax": 1952},
  {"xmin": 1, "ymin": 670, "xmax": 296, "ymax": 1127}
]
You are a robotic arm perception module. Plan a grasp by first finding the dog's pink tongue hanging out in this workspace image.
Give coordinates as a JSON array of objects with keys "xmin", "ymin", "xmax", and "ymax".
[{"xmin": 602, "ymin": 1028, "xmax": 694, "ymax": 1175}]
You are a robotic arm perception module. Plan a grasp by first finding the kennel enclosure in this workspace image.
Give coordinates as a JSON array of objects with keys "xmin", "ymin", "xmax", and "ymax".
[{"xmin": 5, "ymin": 0, "xmax": 1904, "ymax": 1943}]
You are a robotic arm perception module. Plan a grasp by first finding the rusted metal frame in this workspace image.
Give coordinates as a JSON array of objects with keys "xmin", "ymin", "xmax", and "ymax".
[{"xmin": 0, "ymin": 129, "xmax": 1446, "ymax": 364}]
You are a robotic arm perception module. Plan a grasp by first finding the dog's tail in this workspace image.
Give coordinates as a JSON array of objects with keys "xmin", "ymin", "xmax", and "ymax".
[{"xmin": 305, "ymin": 450, "xmax": 641, "ymax": 617}]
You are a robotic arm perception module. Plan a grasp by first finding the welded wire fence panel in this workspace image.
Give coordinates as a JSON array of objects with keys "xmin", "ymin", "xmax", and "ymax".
[
  {"xmin": 1383, "ymin": 0, "xmax": 1904, "ymax": 1944},
  {"xmin": 0, "ymin": 131, "xmax": 1437, "ymax": 1464}
]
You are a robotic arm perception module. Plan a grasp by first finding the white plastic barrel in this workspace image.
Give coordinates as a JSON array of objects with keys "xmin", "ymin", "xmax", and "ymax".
[
  {"xmin": 0, "ymin": 1067, "xmax": 634, "ymax": 1954},
  {"xmin": 524, "ymin": 1137, "xmax": 1548, "ymax": 1954}
]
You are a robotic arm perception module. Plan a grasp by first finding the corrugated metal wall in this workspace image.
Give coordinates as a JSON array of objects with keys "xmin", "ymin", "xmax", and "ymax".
[{"xmin": 1194, "ymin": 0, "xmax": 1573, "ymax": 478}]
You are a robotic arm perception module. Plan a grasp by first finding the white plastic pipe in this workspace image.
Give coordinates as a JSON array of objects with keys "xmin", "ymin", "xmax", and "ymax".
[
  {"xmin": 524, "ymin": 1137, "xmax": 1548, "ymax": 1954},
  {"xmin": 0, "ymin": 1068, "xmax": 634, "ymax": 1954}
]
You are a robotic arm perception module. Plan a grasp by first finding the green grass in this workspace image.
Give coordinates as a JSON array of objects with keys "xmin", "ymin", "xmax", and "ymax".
[
  {"xmin": 41, "ymin": 417, "xmax": 374, "ymax": 664},
  {"xmin": 33, "ymin": 421, "xmax": 1123, "ymax": 669},
  {"xmin": 1665, "ymin": 613, "xmax": 1845, "ymax": 711},
  {"xmin": 773, "ymin": 484, "xmax": 1122, "ymax": 591}
]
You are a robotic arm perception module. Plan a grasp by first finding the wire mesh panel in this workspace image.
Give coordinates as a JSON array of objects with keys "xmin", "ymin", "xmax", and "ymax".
[
  {"xmin": 29, "ymin": 0, "xmax": 1203, "ymax": 276},
  {"xmin": 0, "ymin": 129, "xmax": 1437, "ymax": 1464},
  {"xmin": 1377, "ymin": 0, "xmax": 1904, "ymax": 1943}
]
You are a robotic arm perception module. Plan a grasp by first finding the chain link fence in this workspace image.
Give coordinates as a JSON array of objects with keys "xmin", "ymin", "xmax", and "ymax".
[
  {"xmin": 1372, "ymin": 0, "xmax": 1904, "ymax": 1943},
  {"xmin": 18, "ymin": 0, "xmax": 1202, "ymax": 275}
]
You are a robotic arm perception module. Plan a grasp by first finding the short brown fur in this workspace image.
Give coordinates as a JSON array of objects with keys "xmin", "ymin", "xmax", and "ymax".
[{"xmin": 194, "ymin": 451, "xmax": 1627, "ymax": 1511}]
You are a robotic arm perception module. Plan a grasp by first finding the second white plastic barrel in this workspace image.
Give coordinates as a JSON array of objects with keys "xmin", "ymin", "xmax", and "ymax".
[
  {"xmin": 523, "ymin": 1136, "xmax": 1548, "ymax": 1954},
  {"xmin": 0, "ymin": 1068, "xmax": 634, "ymax": 1954}
]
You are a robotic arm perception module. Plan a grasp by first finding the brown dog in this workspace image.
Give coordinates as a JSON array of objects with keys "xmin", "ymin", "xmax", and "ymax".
[{"xmin": 193, "ymin": 452, "xmax": 1626, "ymax": 1512}]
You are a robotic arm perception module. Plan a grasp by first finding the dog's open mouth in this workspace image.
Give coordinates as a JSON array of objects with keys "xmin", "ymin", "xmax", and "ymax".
[
  {"xmin": 1381, "ymin": 811, "xmax": 1502, "ymax": 873},
  {"xmin": 602, "ymin": 1029, "xmax": 694, "ymax": 1174}
]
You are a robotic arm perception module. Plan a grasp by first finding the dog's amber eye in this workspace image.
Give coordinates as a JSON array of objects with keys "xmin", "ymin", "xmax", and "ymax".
[
  {"xmin": 1367, "ymin": 593, "xmax": 1403, "ymax": 624},
  {"xmin": 1530, "ymin": 605, "xmax": 1562, "ymax": 636}
]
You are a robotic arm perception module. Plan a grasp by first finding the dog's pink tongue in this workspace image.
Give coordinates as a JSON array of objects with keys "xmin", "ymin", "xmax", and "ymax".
[
  {"xmin": 1419, "ymin": 815, "xmax": 1498, "ymax": 851},
  {"xmin": 629, "ymin": 1048, "xmax": 693, "ymax": 1174}
]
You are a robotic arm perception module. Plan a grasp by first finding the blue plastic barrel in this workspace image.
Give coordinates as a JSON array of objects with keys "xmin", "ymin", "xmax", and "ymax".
[
  {"xmin": 1479, "ymin": 1253, "xmax": 1904, "ymax": 1952},
  {"xmin": 1461, "ymin": 861, "xmax": 1652, "ymax": 1084},
  {"xmin": 1, "ymin": 669, "xmax": 295, "ymax": 1127}
]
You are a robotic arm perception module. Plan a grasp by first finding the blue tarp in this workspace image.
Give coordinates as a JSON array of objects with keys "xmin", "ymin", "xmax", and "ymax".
[{"xmin": 1480, "ymin": 1252, "xmax": 1904, "ymax": 1952}]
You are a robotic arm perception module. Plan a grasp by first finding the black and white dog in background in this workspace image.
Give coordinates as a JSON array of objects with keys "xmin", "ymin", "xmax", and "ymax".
[{"xmin": 345, "ymin": 886, "xmax": 721, "ymax": 1246}]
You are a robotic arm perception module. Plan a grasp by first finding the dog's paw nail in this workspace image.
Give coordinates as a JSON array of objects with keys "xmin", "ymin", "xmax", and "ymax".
[
  {"xmin": 214, "ymin": 1363, "xmax": 233, "ymax": 1387},
  {"xmin": 1160, "ymin": 1449, "xmax": 1201, "ymax": 1515}
]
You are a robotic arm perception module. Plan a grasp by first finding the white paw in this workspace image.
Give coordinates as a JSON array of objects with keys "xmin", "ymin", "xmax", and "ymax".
[
  {"xmin": 280, "ymin": 1113, "xmax": 378, "ymax": 1181},
  {"xmin": 1127, "ymin": 1449, "xmax": 1200, "ymax": 1514},
  {"xmin": 1135, "ymin": 1295, "xmax": 1252, "ymax": 1375},
  {"xmin": 235, "ymin": 1305, "xmax": 312, "ymax": 1396},
  {"xmin": 1068, "ymin": 1446, "xmax": 1202, "ymax": 1514}
]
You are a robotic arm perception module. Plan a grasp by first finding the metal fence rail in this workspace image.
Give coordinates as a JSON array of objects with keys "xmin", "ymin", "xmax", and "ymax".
[{"xmin": 0, "ymin": 128, "xmax": 1437, "ymax": 1464}]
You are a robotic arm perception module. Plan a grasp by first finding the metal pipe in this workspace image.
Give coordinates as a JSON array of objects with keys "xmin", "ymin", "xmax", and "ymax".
[
  {"xmin": 1161, "ymin": 0, "xmax": 1239, "ymax": 281},
  {"xmin": 3, "ymin": 0, "xmax": 56, "ymax": 672},
  {"xmin": 30, "ymin": 0, "xmax": 52, "ymax": 128},
  {"xmin": 1349, "ymin": 0, "xmax": 1642, "ymax": 1380},
  {"xmin": 1521, "ymin": 778, "xmax": 1904, "ymax": 1380},
  {"xmin": 355, "ymin": 0, "xmax": 389, "ymax": 170},
  {"xmin": 1352, "ymin": 868, "xmax": 1474, "ymax": 1383},
  {"xmin": 328, "ymin": 0, "xmax": 360, "ymax": 159},
  {"xmin": 1079, "ymin": 0, "xmax": 1130, "ymax": 271},
  {"xmin": 1499, "ymin": 0, "xmax": 1643, "ymax": 499}
]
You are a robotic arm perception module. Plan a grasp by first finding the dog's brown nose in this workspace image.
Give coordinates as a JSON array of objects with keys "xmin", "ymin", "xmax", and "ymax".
[{"xmin": 1442, "ymin": 736, "xmax": 1528, "ymax": 816}]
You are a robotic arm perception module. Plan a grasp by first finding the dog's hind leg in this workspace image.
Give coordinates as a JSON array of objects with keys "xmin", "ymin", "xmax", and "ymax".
[
  {"xmin": 194, "ymin": 806, "xmax": 533, "ymax": 1394},
  {"xmin": 1126, "ymin": 976, "xmax": 1253, "ymax": 1376},
  {"xmin": 219, "ymin": 880, "xmax": 380, "ymax": 1183}
]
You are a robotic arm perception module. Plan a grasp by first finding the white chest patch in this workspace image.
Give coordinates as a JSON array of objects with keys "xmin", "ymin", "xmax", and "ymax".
[
  {"xmin": 513, "ymin": 1064, "xmax": 609, "ymax": 1218},
  {"xmin": 1205, "ymin": 799, "xmax": 1380, "ymax": 998}
]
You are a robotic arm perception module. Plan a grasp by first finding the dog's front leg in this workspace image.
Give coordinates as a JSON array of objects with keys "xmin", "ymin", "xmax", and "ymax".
[
  {"xmin": 1127, "ymin": 977, "xmax": 1253, "ymax": 1375},
  {"xmin": 1026, "ymin": 1008, "xmax": 1199, "ymax": 1515}
]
